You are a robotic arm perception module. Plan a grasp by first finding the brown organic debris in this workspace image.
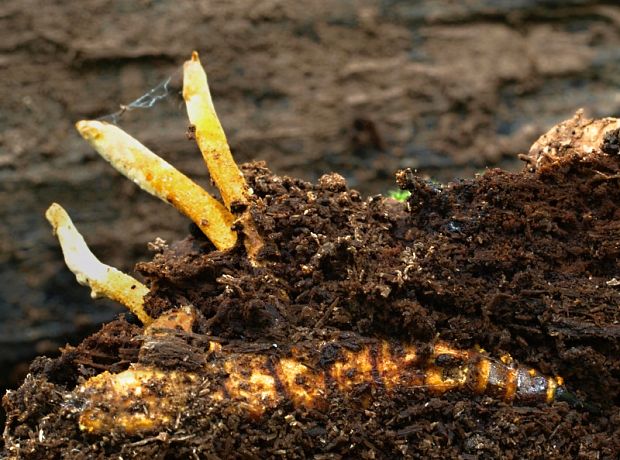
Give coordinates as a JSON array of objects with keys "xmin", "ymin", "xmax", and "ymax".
[
  {"xmin": 3, "ymin": 50, "xmax": 620, "ymax": 457},
  {"xmin": 527, "ymin": 109, "xmax": 620, "ymax": 171}
]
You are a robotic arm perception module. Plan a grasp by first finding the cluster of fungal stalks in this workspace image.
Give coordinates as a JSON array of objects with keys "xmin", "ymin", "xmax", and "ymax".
[
  {"xmin": 50, "ymin": 52, "xmax": 263, "ymax": 326},
  {"xmin": 46, "ymin": 52, "xmax": 602, "ymax": 437}
]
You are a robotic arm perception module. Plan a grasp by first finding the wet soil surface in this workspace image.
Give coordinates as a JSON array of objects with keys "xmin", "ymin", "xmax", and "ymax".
[
  {"xmin": 2, "ymin": 0, "xmax": 620, "ymax": 407},
  {"xmin": 3, "ymin": 114, "xmax": 619, "ymax": 458}
]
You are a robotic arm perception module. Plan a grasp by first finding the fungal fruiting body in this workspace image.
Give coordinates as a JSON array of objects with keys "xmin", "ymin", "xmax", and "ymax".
[
  {"xmin": 42, "ymin": 52, "xmax": 610, "ymax": 440},
  {"xmin": 75, "ymin": 309, "xmax": 567, "ymax": 436},
  {"xmin": 75, "ymin": 120, "xmax": 237, "ymax": 251},
  {"xmin": 182, "ymin": 51, "xmax": 249, "ymax": 213},
  {"xmin": 45, "ymin": 203, "xmax": 153, "ymax": 325},
  {"xmin": 183, "ymin": 51, "xmax": 264, "ymax": 263}
]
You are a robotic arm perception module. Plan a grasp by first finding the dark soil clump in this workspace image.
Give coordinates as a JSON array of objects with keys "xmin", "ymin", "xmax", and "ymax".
[
  {"xmin": 4, "ymin": 1, "xmax": 620, "ymax": 430},
  {"xmin": 3, "ymin": 114, "xmax": 619, "ymax": 458}
]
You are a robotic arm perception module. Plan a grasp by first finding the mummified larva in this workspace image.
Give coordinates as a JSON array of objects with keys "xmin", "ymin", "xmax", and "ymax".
[
  {"xmin": 205, "ymin": 338, "xmax": 565, "ymax": 417},
  {"xmin": 75, "ymin": 309, "xmax": 577, "ymax": 435}
]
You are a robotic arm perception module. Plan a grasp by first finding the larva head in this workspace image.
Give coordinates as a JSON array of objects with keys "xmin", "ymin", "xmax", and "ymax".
[{"xmin": 554, "ymin": 385, "xmax": 600, "ymax": 414}]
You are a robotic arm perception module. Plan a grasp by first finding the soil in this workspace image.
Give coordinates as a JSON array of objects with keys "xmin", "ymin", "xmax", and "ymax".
[
  {"xmin": 3, "ymin": 113, "xmax": 619, "ymax": 458},
  {"xmin": 2, "ymin": 1, "xmax": 620, "ymax": 408}
]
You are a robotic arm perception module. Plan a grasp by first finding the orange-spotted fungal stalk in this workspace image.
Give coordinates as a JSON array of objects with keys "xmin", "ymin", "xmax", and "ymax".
[
  {"xmin": 75, "ymin": 120, "xmax": 237, "ymax": 251},
  {"xmin": 182, "ymin": 51, "xmax": 249, "ymax": 213},
  {"xmin": 74, "ymin": 309, "xmax": 571, "ymax": 436},
  {"xmin": 183, "ymin": 51, "xmax": 264, "ymax": 264},
  {"xmin": 45, "ymin": 203, "xmax": 153, "ymax": 325}
]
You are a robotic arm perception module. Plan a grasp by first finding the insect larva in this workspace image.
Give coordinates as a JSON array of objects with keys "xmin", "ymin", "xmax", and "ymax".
[
  {"xmin": 208, "ymin": 338, "xmax": 563, "ymax": 415},
  {"xmin": 75, "ymin": 309, "xmax": 581, "ymax": 436}
]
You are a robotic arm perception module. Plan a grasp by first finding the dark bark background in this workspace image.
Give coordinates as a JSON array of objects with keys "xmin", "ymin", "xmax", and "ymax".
[{"xmin": 1, "ymin": 0, "xmax": 619, "ymax": 419}]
